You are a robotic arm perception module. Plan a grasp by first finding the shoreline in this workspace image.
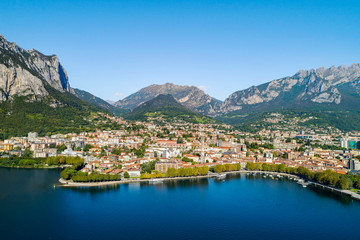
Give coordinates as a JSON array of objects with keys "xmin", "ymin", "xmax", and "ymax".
[
  {"xmin": 59, "ymin": 174, "xmax": 212, "ymax": 187},
  {"xmin": 59, "ymin": 170, "xmax": 298, "ymax": 187},
  {"xmin": 58, "ymin": 170, "xmax": 360, "ymax": 201}
]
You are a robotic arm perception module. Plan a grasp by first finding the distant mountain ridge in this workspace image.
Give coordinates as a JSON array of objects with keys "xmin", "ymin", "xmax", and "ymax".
[
  {"xmin": 114, "ymin": 64, "xmax": 360, "ymax": 117},
  {"xmin": 115, "ymin": 83, "xmax": 222, "ymax": 116},
  {"xmin": 220, "ymin": 64, "xmax": 360, "ymax": 115},
  {"xmin": 72, "ymin": 88, "xmax": 116, "ymax": 112},
  {"xmin": 73, "ymin": 88, "xmax": 129, "ymax": 116},
  {"xmin": 112, "ymin": 64, "xmax": 360, "ymax": 130}
]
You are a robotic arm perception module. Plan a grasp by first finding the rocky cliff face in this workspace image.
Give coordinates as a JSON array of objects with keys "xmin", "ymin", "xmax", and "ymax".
[
  {"xmin": 220, "ymin": 64, "xmax": 360, "ymax": 114},
  {"xmin": 0, "ymin": 34, "xmax": 72, "ymax": 103},
  {"xmin": 115, "ymin": 83, "xmax": 222, "ymax": 116}
]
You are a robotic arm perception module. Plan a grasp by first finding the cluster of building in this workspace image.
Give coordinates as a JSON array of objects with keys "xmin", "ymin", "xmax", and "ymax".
[{"xmin": 1, "ymin": 115, "xmax": 360, "ymax": 177}]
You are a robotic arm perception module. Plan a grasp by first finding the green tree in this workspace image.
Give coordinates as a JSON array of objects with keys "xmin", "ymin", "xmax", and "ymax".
[
  {"xmin": 56, "ymin": 144, "xmax": 67, "ymax": 153},
  {"xmin": 336, "ymin": 176, "xmax": 350, "ymax": 189},
  {"xmin": 181, "ymin": 157, "xmax": 193, "ymax": 163},
  {"xmin": 224, "ymin": 164, "xmax": 231, "ymax": 172},
  {"xmin": 214, "ymin": 164, "xmax": 224, "ymax": 173},
  {"xmin": 166, "ymin": 168, "xmax": 177, "ymax": 178},
  {"xmin": 262, "ymin": 163, "xmax": 270, "ymax": 171},
  {"xmin": 83, "ymin": 144, "xmax": 93, "ymax": 152},
  {"xmin": 199, "ymin": 166, "xmax": 209, "ymax": 175},
  {"xmin": 277, "ymin": 164, "xmax": 286, "ymax": 173},
  {"xmin": 124, "ymin": 171, "xmax": 130, "ymax": 178},
  {"xmin": 233, "ymin": 163, "xmax": 241, "ymax": 171},
  {"xmin": 245, "ymin": 162, "xmax": 256, "ymax": 171},
  {"xmin": 24, "ymin": 148, "xmax": 33, "ymax": 158},
  {"xmin": 140, "ymin": 160, "xmax": 158, "ymax": 174},
  {"xmin": 193, "ymin": 167, "xmax": 200, "ymax": 176}
]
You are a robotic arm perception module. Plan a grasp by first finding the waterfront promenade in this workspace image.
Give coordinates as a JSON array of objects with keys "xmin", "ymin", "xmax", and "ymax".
[{"xmin": 59, "ymin": 170, "xmax": 360, "ymax": 201}]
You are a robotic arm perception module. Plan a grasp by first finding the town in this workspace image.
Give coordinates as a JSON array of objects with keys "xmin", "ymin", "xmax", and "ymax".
[{"xmin": 1, "ymin": 113, "xmax": 360, "ymax": 183}]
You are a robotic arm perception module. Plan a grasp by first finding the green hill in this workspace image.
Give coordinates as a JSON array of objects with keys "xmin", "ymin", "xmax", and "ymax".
[
  {"xmin": 125, "ymin": 94, "xmax": 216, "ymax": 123},
  {"xmin": 0, "ymin": 85, "xmax": 107, "ymax": 140}
]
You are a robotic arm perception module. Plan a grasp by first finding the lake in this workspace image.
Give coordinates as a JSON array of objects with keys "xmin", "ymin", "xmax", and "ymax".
[{"xmin": 0, "ymin": 167, "xmax": 359, "ymax": 240}]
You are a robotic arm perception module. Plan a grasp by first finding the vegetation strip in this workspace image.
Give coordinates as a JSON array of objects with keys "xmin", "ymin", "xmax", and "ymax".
[{"xmin": 58, "ymin": 168, "xmax": 360, "ymax": 201}]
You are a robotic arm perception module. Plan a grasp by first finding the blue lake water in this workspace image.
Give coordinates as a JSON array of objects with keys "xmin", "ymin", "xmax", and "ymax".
[{"xmin": 0, "ymin": 168, "xmax": 359, "ymax": 240}]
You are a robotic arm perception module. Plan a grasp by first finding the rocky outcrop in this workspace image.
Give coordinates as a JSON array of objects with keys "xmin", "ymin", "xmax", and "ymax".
[
  {"xmin": 115, "ymin": 83, "xmax": 222, "ymax": 116},
  {"xmin": 0, "ymin": 34, "xmax": 72, "ymax": 103}
]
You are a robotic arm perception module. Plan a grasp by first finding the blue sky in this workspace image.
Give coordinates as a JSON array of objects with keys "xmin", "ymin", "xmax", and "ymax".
[{"xmin": 1, "ymin": 0, "xmax": 360, "ymax": 101}]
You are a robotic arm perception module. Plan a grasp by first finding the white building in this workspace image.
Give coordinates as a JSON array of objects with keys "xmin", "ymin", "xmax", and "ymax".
[
  {"xmin": 28, "ymin": 132, "xmax": 38, "ymax": 141},
  {"xmin": 127, "ymin": 168, "xmax": 141, "ymax": 178}
]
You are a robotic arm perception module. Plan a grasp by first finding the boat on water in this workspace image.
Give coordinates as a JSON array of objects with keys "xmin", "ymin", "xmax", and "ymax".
[
  {"xmin": 217, "ymin": 173, "xmax": 227, "ymax": 179},
  {"xmin": 296, "ymin": 179, "xmax": 309, "ymax": 188}
]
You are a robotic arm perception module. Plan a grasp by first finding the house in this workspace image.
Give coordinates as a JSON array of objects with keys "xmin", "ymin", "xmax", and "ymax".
[
  {"xmin": 127, "ymin": 168, "xmax": 141, "ymax": 177},
  {"xmin": 33, "ymin": 150, "xmax": 47, "ymax": 158},
  {"xmin": 155, "ymin": 160, "xmax": 180, "ymax": 173},
  {"xmin": 112, "ymin": 169, "xmax": 123, "ymax": 175},
  {"xmin": 4, "ymin": 144, "xmax": 14, "ymax": 151},
  {"xmin": 8, "ymin": 150, "xmax": 24, "ymax": 157}
]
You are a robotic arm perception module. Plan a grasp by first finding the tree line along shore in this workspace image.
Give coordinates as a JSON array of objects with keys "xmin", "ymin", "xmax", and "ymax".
[
  {"xmin": 0, "ymin": 155, "xmax": 84, "ymax": 169},
  {"xmin": 2, "ymin": 154, "xmax": 360, "ymax": 195},
  {"xmin": 58, "ymin": 160, "xmax": 360, "ymax": 193},
  {"xmin": 245, "ymin": 162, "xmax": 360, "ymax": 190},
  {"xmin": 58, "ymin": 166, "xmax": 360, "ymax": 202}
]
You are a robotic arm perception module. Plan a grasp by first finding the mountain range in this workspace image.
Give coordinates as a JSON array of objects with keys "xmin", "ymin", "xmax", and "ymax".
[
  {"xmin": 1, "ymin": 33, "xmax": 360, "ymax": 136},
  {"xmin": 107, "ymin": 64, "xmax": 360, "ymax": 131},
  {"xmin": 221, "ymin": 64, "xmax": 360, "ymax": 113},
  {"xmin": 111, "ymin": 64, "xmax": 360, "ymax": 116}
]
